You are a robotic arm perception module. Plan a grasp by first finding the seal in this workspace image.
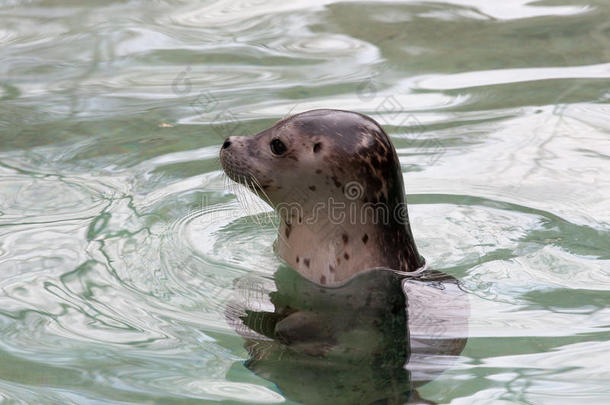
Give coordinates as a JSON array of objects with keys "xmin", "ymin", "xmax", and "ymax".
[{"xmin": 219, "ymin": 109, "xmax": 425, "ymax": 286}]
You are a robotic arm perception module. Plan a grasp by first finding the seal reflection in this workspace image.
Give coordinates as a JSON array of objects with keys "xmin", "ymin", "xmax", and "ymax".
[{"xmin": 226, "ymin": 267, "xmax": 469, "ymax": 404}]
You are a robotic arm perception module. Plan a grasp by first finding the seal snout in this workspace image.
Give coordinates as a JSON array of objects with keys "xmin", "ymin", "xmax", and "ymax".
[{"xmin": 219, "ymin": 135, "xmax": 262, "ymax": 191}]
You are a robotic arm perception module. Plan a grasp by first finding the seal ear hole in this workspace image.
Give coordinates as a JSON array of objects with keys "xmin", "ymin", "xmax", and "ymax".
[{"xmin": 313, "ymin": 143, "xmax": 322, "ymax": 153}]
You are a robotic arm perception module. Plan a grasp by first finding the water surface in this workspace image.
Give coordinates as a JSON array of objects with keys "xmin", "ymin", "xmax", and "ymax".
[{"xmin": 1, "ymin": 0, "xmax": 609, "ymax": 403}]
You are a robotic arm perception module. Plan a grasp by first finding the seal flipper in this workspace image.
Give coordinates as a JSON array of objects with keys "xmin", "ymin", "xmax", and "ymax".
[
  {"xmin": 274, "ymin": 310, "xmax": 336, "ymax": 356},
  {"xmin": 239, "ymin": 309, "xmax": 284, "ymax": 340}
]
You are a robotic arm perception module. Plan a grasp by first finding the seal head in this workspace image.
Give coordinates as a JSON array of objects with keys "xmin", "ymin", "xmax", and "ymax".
[{"xmin": 220, "ymin": 109, "xmax": 424, "ymax": 285}]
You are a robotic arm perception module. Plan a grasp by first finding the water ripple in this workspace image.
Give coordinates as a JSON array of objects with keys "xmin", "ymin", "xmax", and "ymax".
[
  {"xmin": 415, "ymin": 63, "xmax": 610, "ymax": 91},
  {"xmin": 1, "ymin": 0, "xmax": 609, "ymax": 403}
]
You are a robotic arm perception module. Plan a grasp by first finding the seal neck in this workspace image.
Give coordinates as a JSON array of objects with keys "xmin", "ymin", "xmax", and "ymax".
[{"xmin": 276, "ymin": 202, "xmax": 424, "ymax": 286}]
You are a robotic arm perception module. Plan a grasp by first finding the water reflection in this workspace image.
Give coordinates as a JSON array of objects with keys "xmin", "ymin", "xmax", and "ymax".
[{"xmin": 227, "ymin": 266, "xmax": 469, "ymax": 404}]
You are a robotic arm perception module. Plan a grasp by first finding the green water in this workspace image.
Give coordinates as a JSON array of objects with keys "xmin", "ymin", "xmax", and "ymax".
[{"xmin": 1, "ymin": 0, "xmax": 609, "ymax": 404}]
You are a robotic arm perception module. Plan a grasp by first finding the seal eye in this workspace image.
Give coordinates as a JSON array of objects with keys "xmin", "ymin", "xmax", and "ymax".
[{"xmin": 270, "ymin": 139, "xmax": 287, "ymax": 156}]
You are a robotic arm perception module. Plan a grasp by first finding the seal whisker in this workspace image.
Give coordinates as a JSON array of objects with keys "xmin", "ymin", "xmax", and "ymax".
[
  {"xmin": 246, "ymin": 178, "xmax": 271, "ymax": 220},
  {"xmin": 247, "ymin": 169, "xmax": 276, "ymax": 210},
  {"xmin": 244, "ymin": 177, "xmax": 269, "ymax": 228},
  {"xmin": 222, "ymin": 167, "xmax": 266, "ymax": 226},
  {"xmin": 236, "ymin": 175, "xmax": 257, "ymax": 221},
  {"xmin": 238, "ymin": 169, "xmax": 290, "ymax": 248},
  {"xmin": 243, "ymin": 177, "xmax": 264, "ymax": 227},
  {"xmin": 246, "ymin": 170, "xmax": 281, "ymax": 232},
  {"xmin": 231, "ymin": 174, "xmax": 246, "ymax": 210},
  {"xmin": 248, "ymin": 177, "xmax": 286, "ymax": 245}
]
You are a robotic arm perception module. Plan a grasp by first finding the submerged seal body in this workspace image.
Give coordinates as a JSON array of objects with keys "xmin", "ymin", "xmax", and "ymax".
[{"xmin": 219, "ymin": 109, "xmax": 424, "ymax": 285}]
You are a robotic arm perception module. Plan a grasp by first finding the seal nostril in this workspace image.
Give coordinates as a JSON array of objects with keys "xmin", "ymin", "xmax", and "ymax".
[{"xmin": 222, "ymin": 139, "xmax": 231, "ymax": 149}]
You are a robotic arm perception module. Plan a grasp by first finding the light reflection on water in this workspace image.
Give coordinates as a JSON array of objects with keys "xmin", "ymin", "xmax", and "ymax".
[{"xmin": 1, "ymin": 0, "xmax": 609, "ymax": 403}]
